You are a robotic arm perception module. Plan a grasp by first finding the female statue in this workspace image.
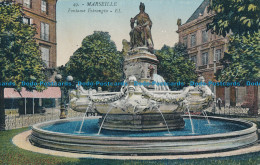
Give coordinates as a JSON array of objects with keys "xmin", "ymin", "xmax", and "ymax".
[{"xmin": 130, "ymin": 3, "xmax": 154, "ymax": 53}]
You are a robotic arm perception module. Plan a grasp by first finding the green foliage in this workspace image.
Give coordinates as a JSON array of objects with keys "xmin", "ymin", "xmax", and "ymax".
[
  {"xmin": 65, "ymin": 31, "xmax": 123, "ymax": 90},
  {"xmin": 208, "ymin": 0, "xmax": 260, "ymax": 84},
  {"xmin": 0, "ymin": 2, "xmax": 46, "ymax": 91},
  {"xmin": 207, "ymin": 0, "xmax": 260, "ymax": 37},
  {"xmin": 217, "ymin": 32, "xmax": 260, "ymax": 84},
  {"xmin": 156, "ymin": 43, "xmax": 197, "ymax": 90}
]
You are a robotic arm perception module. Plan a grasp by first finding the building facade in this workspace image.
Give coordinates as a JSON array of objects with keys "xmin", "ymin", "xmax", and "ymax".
[
  {"xmin": 0, "ymin": 0, "xmax": 59, "ymax": 130},
  {"xmin": 177, "ymin": 0, "xmax": 229, "ymax": 81},
  {"xmin": 177, "ymin": 0, "xmax": 259, "ymax": 113},
  {"xmin": 177, "ymin": 0, "xmax": 228, "ymax": 102},
  {"xmin": 16, "ymin": 0, "xmax": 57, "ymax": 69}
]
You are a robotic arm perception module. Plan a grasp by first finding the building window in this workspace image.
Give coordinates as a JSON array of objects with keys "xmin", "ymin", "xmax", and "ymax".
[
  {"xmin": 190, "ymin": 34, "xmax": 196, "ymax": 47},
  {"xmin": 23, "ymin": 0, "xmax": 31, "ymax": 8},
  {"xmin": 190, "ymin": 56, "xmax": 197, "ymax": 67},
  {"xmin": 183, "ymin": 36, "xmax": 188, "ymax": 47},
  {"xmin": 215, "ymin": 49, "xmax": 222, "ymax": 62},
  {"xmin": 22, "ymin": 17, "xmax": 30, "ymax": 25},
  {"xmin": 202, "ymin": 30, "xmax": 208, "ymax": 43},
  {"xmin": 202, "ymin": 52, "xmax": 208, "ymax": 65},
  {"xmin": 41, "ymin": 0, "xmax": 48, "ymax": 13},
  {"xmin": 40, "ymin": 47, "xmax": 50, "ymax": 67},
  {"xmin": 41, "ymin": 22, "xmax": 49, "ymax": 41}
]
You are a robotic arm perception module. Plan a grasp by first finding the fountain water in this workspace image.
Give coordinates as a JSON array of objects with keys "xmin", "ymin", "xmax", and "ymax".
[
  {"xmin": 153, "ymin": 74, "xmax": 170, "ymax": 91},
  {"xmin": 155, "ymin": 105, "xmax": 172, "ymax": 135},
  {"xmin": 186, "ymin": 107, "xmax": 195, "ymax": 134},
  {"xmin": 75, "ymin": 102, "xmax": 92, "ymax": 133},
  {"xmin": 30, "ymin": 115, "xmax": 258, "ymax": 155},
  {"xmin": 97, "ymin": 106, "xmax": 114, "ymax": 135},
  {"xmin": 202, "ymin": 110, "xmax": 212, "ymax": 125}
]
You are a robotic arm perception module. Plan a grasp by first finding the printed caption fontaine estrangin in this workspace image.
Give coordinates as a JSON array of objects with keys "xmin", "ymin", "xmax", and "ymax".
[{"xmin": 67, "ymin": 1, "xmax": 121, "ymax": 14}]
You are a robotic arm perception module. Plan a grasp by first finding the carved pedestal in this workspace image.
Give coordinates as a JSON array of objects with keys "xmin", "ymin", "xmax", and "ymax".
[
  {"xmin": 99, "ymin": 112, "xmax": 185, "ymax": 132},
  {"xmin": 124, "ymin": 47, "xmax": 158, "ymax": 82}
]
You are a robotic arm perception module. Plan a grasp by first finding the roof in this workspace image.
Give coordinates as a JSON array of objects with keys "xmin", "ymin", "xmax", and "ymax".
[
  {"xmin": 4, "ymin": 87, "xmax": 61, "ymax": 99},
  {"xmin": 185, "ymin": 0, "xmax": 210, "ymax": 24}
]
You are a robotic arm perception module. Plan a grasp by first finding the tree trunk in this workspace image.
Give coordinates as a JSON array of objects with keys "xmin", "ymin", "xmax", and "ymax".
[{"xmin": 0, "ymin": 87, "xmax": 5, "ymax": 130}]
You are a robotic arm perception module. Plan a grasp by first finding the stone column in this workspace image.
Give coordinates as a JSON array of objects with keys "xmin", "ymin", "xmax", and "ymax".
[
  {"xmin": 39, "ymin": 98, "xmax": 42, "ymax": 106},
  {"xmin": 209, "ymin": 47, "xmax": 213, "ymax": 66},
  {"xmin": 216, "ymin": 86, "xmax": 225, "ymax": 105},
  {"xmin": 236, "ymin": 87, "xmax": 246, "ymax": 105},
  {"xmin": 55, "ymin": 98, "xmax": 59, "ymax": 107},
  {"xmin": 197, "ymin": 47, "xmax": 201, "ymax": 67},
  {"xmin": 225, "ymin": 87, "xmax": 230, "ymax": 106},
  {"xmin": 230, "ymin": 87, "xmax": 236, "ymax": 107},
  {"xmin": 244, "ymin": 86, "xmax": 259, "ymax": 115}
]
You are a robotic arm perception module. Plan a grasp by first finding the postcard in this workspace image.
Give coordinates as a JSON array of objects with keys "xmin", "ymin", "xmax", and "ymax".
[{"xmin": 0, "ymin": 0, "xmax": 259, "ymax": 164}]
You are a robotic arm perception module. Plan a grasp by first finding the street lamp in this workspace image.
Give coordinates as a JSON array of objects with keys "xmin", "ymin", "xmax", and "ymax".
[
  {"xmin": 55, "ymin": 74, "xmax": 73, "ymax": 119},
  {"xmin": 212, "ymin": 46, "xmax": 217, "ymax": 113},
  {"xmin": 66, "ymin": 75, "xmax": 73, "ymax": 82}
]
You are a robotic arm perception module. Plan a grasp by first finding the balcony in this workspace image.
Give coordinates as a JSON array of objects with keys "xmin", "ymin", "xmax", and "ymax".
[{"xmin": 198, "ymin": 65, "xmax": 207, "ymax": 70}]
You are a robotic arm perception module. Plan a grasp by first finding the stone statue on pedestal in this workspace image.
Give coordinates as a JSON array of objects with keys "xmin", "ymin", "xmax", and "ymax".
[{"xmin": 130, "ymin": 2, "xmax": 154, "ymax": 52}]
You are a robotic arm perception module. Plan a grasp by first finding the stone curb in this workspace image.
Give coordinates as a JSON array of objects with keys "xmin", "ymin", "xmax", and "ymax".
[{"xmin": 12, "ymin": 130, "xmax": 260, "ymax": 160}]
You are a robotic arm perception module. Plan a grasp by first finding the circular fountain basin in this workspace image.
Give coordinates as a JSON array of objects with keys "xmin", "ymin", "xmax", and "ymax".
[{"xmin": 30, "ymin": 116, "xmax": 258, "ymax": 155}]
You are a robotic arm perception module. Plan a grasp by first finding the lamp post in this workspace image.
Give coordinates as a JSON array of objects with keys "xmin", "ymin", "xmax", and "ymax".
[
  {"xmin": 55, "ymin": 73, "xmax": 73, "ymax": 119},
  {"xmin": 212, "ymin": 47, "xmax": 217, "ymax": 114},
  {"xmin": 66, "ymin": 76, "xmax": 73, "ymax": 116}
]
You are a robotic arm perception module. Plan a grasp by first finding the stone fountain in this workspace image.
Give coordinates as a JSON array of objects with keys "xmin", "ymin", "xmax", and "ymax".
[
  {"xmin": 29, "ymin": 3, "xmax": 258, "ymax": 156},
  {"xmin": 70, "ymin": 74, "xmax": 213, "ymax": 132},
  {"xmin": 69, "ymin": 2, "xmax": 213, "ymax": 132}
]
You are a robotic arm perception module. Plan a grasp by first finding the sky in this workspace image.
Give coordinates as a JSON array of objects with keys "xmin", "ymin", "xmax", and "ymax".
[{"xmin": 56, "ymin": 0, "xmax": 204, "ymax": 66}]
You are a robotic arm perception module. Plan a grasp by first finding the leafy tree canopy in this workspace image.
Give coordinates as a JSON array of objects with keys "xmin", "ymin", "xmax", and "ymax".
[
  {"xmin": 0, "ymin": 2, "xmax": 46, "ymax": 91},
  {"xmin": 65, "ymin": 31, "xmax": 123, "ymax": 90},
  {"xmin": 207, "ymin": 0, "xmax": 260, "ymax": 84},
  {"xmin": 207, "ymin": 0, "xmax": 260, "ymax": 37},
  {"xmin": 156, "ymin": 43, "xmax": 197, "ymax": 90},
  {"xmin": 216, "ymin": 32, "xmax": 260, "ymax": 85}
]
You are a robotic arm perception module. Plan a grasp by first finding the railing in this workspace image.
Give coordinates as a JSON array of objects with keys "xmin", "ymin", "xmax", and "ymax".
[
  {"xmin": 4, "ymin": 105, "xmax": 257, "ymax": 130},
  {"xmin": 212, "ymin": 105, "xmax": 258, "ymax": 117},
  {"xmin": 4, "ymin": 108, "xmax": 86, "ymax": 130}
]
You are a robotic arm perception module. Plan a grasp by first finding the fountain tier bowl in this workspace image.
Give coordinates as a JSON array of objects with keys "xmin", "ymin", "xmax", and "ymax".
[{"xmin": 30, "ymin": 116, "xmax": 258, "ymax": 155}]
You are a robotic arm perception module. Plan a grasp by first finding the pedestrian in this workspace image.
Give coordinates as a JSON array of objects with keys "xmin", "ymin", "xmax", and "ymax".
[{"xmin": 217, "ymin": 98, "xmax": 222, "ymax": 110}]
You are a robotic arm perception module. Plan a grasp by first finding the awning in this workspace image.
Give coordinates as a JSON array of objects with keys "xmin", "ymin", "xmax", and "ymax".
[{"xmin": 4, "ymin": 87, "xmax": 61, "ymax": 98}]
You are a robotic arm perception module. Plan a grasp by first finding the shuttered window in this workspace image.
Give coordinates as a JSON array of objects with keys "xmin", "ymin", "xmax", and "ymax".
[
  {"xmin": 40, "ymin": 47, "xmax": 50, "ymax": 67},
  {"xmin": 41, "ymin": 0, "xmax": 48, "ymax": 13},
  {"xmin": 23, "ymin": 0, "xmax": 31, "ymax": 8},
  {"xmin": 190, "ymin": 34, "xmax": 196, "ymax": 47},
  {"xmin": 215, "ymin": 49, "xmax": 222, "ymax": 62},
  {"xmin": 41, "ymin": 22, "xmax": 49, "ymax": 41},
  {"xmin": 202, "ymin": 30, "xmax": 208, "ymax": 43},
  {"xmin": 202, "ymin": 52, "xmax": 208, "ymax": 65}
]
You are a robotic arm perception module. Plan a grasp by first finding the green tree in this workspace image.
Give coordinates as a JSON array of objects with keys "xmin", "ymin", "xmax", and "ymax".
[
  {"xmin": 207, "ymin": 0, "xmax": 259, "ymax": 113},
  {"xmin": 207, "ymin": 0, "xmax": 260, "ymax": 83},
  {"xmin": 156, "ymin": 43, "xmax": 197, "ymax": 90},
  {"xmin": 0, "ymin": 2, "xmax": 46, "ymax": 130},
  {"xmin": 216, "ymin": 32, "xmax": 260, "ymax": 84},
  {"xmin": 207, "ymin": 0, "xmax": 259, "ymax": 37},
  {"xmin": 65, "ymin": 31, "xmax": 123, "ymax": 90}
]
